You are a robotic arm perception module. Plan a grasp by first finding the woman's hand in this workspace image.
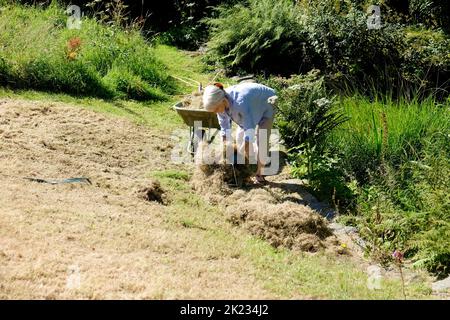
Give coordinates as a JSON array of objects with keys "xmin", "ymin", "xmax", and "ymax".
[{"xmin": 267, "ymin": 95, "xmax": 278, "ymax": 106}]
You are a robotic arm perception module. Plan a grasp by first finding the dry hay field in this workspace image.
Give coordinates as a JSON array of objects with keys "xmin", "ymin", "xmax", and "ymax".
[
  {"xmin": 0, "ymin": 98, "xmax": 279, "ymax": 299},
  {"xmin": 0, "ymin": 98, "xmax": 430, "ymax": 300}
]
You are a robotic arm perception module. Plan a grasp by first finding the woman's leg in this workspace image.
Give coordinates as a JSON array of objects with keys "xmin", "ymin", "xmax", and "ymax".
[
  {"xmin": 256, "ymin": 116, "xmax": 273, "ymax": 177},
  {"xmin": 236, "ymin": 126, "xmax": 245, "ymax": 149},
  {"xmin": 235, "ymin": 126, "xmax": 245, "ymax": 163}
]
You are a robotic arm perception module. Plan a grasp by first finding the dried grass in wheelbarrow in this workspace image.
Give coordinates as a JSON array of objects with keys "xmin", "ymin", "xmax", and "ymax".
[{"xmin": 181, "ymin": 91, "xmax": 204, "ymax": 110}]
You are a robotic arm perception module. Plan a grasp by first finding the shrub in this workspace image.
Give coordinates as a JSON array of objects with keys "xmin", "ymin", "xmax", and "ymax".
[
  {"xmin": 206, "ymin": 0, "xmax": 449, "ymax": 97},
  {"xmin": 267, "ymin": 70, "xmax": 348, "ymax": 152},
  {"xmin": 408, "ymin": 0, "xmax": 450, "ymax": 32},
  {"xmin": 205, "ymin": 0, "xmax": 313, "ymax": 75},
  {"xmin": 401, "ymin": 28, "xmax": 450, "ymax": 99},
  {"xmin": 301, "ymin": 1, "xmax": 407, "ymax": 94},
  {"xmin": 263, "ymin": 71, "xmax": 352, "ymax": 205}
]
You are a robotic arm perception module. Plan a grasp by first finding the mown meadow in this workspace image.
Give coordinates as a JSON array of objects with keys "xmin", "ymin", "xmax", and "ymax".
[{"xmin": 0, "ymin": 0, "xmax": 449, "ymax": 278}]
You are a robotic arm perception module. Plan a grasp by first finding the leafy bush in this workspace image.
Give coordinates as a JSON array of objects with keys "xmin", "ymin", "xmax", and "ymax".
[
  {"xmin": 205, "ymin": 0, "xmax": 313, "ymax": 75},
  {"xmin": 401, "ymin": 28, "xmax": 450, "ymax": 99},
  {"xmin": 301, "ymin": 1, "xmax": 407, "ymax": 94},
  {"xmin": 157, "ymin": 0, "xmax": 212, "ymax": 50},
  {"xmin": 263, "ymin": 71, "xmax": 352, "ymax": 205},
  {"xmin": 408, "ymin": 0, "xmax": 450, "ymax": 31},
  {"xmin": 0, "ymin": 2, "xmax": 174, "ymax": 100},
  {"xmin": 206, "ymin": 0, "xmax": 449, "ymax": 97},
  {"xmin": 151, "ymin": 0, "xmax": 241, "ymax": 50},
  {"xmin": 265, "ymin": 70, "xmax": 348, "ymax": 151}
]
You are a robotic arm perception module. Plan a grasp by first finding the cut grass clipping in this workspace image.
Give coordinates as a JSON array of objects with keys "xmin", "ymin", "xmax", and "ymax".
[
  {"xmin": 191, "ymin": 142, "xmax": 340, "ymax": 254},
  {"xmin": 136, "ymin": 180, "xmax": 168, "ymax": 205}
]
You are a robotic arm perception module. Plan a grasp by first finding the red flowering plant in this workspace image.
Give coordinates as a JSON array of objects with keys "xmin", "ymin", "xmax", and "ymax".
[
  {"xmin": 393, "ymin": 250, "xmax": 406, "ymax": 299},
  {"xmin": 66, "ymin": 37, "xmax": 82, "ymax": 60},
  {"xmin": 392, "ymin": 250, "xmax": 404, "ymax": 263}
]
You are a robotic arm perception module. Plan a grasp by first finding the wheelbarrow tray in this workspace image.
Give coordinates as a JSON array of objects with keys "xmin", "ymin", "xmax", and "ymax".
[{"xmin": 173, "ymin": 102, "xmax": 220, "ymax": 129}]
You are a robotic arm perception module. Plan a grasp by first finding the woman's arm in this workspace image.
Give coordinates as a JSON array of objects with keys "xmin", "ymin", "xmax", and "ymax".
[{"xmin": 217, "ymin": 112, "xmax": 231, "ymax": 142}]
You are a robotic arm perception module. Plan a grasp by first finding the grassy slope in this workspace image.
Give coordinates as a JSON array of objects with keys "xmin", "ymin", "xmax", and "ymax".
[
  {"xmin": 0, "ymin": 45, "xmax": 433, "ymax": 299},
  {"xmin": 0, "ymin": 4, "xmax": 171, "ymax": 100}
]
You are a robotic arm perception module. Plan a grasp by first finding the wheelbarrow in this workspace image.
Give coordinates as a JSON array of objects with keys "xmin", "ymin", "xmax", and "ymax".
[{"xmin": 173, "ymin": 101, "xmax": 221, "ymax": 155}]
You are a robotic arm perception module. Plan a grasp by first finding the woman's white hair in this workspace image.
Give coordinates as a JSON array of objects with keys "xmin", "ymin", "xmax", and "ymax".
[{"xmin": 203, "ymin": 85, "xmax": 225, "ymax": 111}]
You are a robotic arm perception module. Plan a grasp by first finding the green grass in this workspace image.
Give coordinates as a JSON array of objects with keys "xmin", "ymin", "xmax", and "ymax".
[
  {"xmin": 0, "ymin": 86, "xmax": 182, "ymax": 133},
  {"xmin": 329, "ymin": 95, "xmax": 449, "ymax": 182},
  {"xmin": 147, "ymin": 169, "xmax": 192, "ymax": 193},
  {"xmin": 0, "ymin": 43, "xmax": 233, "ymax": 133},
  {"xmin": 0, "ymin": 2, "xmax": 172, "ymax": 100},
  {"xmin": 244, "ymin": 240, "xmax": 432, "ymax": 299},
  {"xmin": 325, "ymin": 94, "xmax": 450, "ymax": 276}
]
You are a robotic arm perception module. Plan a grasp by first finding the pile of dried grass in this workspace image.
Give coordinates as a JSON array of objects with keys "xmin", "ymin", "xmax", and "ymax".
[
  {"xmin": 136, "ymin": 180, "xmax": 167, "ymax": 205},
  {"xmin": 226, "ymin": 200, "xmax": 333, "ymax": 252},
  {"xmin": 191, "ymin": 163, "xmax": 257, "ymax": 204},
  {"xmin": 226, "ymin": 188, "xmax": 280, "ymax": 205},
  {"xmin": 191, "ymin": 142, "xmax": 257, "ymax": 202},
  {"xmin": 189, "ymin": 133, "xmax": 339, "ymax": 254}
]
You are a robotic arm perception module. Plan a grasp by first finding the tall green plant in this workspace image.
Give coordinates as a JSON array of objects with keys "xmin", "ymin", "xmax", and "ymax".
[
  {"xmin": 268, "ymin": 71, "xmax": 349, "ymax": 152},
  {"xmin": 263, "ymin": 71, "xmax": 353, "ymax": 205},
  {"xmin": 328, "ymin": 95, "xmax": 448, "ymax": 182},
  {"xmin": 205, "ymin": 0, "xmax": 312, "ymax": 74},
  {"xmin": 329, "ymin": 94, "xmax": 450, "ymax": 275}
]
